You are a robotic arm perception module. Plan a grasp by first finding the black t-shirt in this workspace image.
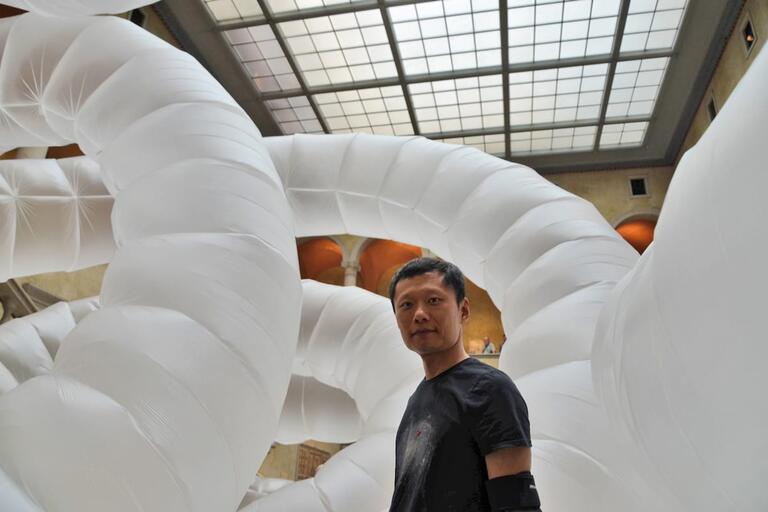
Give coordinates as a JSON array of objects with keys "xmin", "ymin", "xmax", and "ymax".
[{"xmin": 389, "ymin": 358, "xmax": 532, "ymax": 512}]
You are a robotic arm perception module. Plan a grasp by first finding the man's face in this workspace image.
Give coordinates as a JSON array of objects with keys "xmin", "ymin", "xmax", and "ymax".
[{"xmin": 392, "ymin": 271, "xmax": 470, "ymax": 356}]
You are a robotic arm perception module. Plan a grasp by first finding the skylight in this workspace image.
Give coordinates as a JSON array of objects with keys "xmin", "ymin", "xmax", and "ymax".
[
  {"xmin": 390, "ymin": 0, "xmax": 501, "ymax": 74},
  {"xmin": 201, "ymin": 0, "xmax": 693, "ymax": 159},
  {"xmin": 279, "ymin": 10, "xmax": 397, "ymax": 87}
]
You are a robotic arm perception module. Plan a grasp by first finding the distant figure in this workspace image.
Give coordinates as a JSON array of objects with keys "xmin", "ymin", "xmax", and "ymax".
[{"xmin": 482, "ymin": 336, "xmax": 497, "ymax": 355}]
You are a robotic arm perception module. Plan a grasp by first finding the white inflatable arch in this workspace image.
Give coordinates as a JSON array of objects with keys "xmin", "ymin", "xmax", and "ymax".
[{"xmin": 0, "ymin": 4, "xmax": 766, "ymax": 512}]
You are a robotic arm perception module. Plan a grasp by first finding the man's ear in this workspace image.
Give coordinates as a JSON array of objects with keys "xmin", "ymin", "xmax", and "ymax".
[{"xmin": 460, "ymin": 297, "xmax": 470, "ymax": 322}]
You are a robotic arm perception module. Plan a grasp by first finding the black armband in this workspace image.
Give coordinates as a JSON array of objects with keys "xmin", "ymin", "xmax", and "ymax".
[{"xmin": 485, "ymin": 471, "xmax": 541, "ymax": 511}]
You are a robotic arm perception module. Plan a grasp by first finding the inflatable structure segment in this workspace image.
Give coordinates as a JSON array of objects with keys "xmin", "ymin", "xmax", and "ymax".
[
  {"xmin": 0, "ymin": 157, "xmax": 114, "ymax": 280},
  {"xmin": 0, "ymin": 13, "xmax": 301, "ymax": 512}
]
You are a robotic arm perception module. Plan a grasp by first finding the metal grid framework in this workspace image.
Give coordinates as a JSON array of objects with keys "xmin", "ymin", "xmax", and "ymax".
[{"xmin": 206, "ymin": 0, "xmax": 690, "ymax": 158}]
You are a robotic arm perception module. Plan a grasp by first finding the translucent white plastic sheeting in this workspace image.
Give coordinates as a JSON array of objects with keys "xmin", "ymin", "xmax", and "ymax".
[
  {"xmin": 255, "ymin": 281, "xmax": 422, "ymax": 512},
  {"xmin": 0, "ymin": 0, "xmax": 155, "ymax": 16},
  {"xmin": 0, "ymin": 157, "xmax": 114, "ymax": 281},
  {"xmin": 0, "ymin": 12, "xmax": 301, "ymax": 512},
  {"xmin": 0, "ymin": 298, "xmax": 93, "ymax": 396},
  {"xmin": 592, "ymin": 42, "xmax": 768, "ymax": 512},
  {"xmin": 262, "ymin": 133, "xmax": 638, "ymax": 384},
  {"xmin": 0, "ymin": 4, "xmax": 765, "ymax": 512},
  {"xmin": 517, "ymin": 361, "xmax": 682, "ymax": 511}
]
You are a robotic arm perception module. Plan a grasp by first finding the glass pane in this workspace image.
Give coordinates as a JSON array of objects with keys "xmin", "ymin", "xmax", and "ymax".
[
  {"xmin": 620, "ymin": 0, "xmax": 688, "ymax": 53},
  {"xmin": 224, "ymin": 26, "xmax": 301, "ymax": 94},
  {"xmin": 313, "ymin": 86, "xmax": 414, "ymax": 135},
  {"xmin": 204, "ymin": 0, "xmax": 263, "ymax": 22},
  {"xmin": 509, "ymin": 0, "xmax": 618, "ymax": 65},
  {"xmin": 509, "ymin": 64, "xmax": 608, "ymax": 127},
  {"xmin": 436, "ymin": 133, "xmax": 506, "ymax": 156},
  {"xmin": 280, "ymin": 9, "xmax": 397, "ymax": 87},
  {"xmin": 390, "ymin": 0, "xmax": 501, "ymax": 75},
  {"xmin": 266, "ymin": 96, "xmax": 325, "ymax": 134},
  {"xmin": 599, "ymin": 121, "xmax": 649, "ymax": 147},
  {"xmin": 266, "ymin": 0, "xmax": 367, "ymax": 14},
  {"xmin": 509, "ymin": 125, "xmax": 597, "ymax": 154},
  {"xmin": 606, "ymin": 57, "xmax": 669, "ymax": 120},
  {"xmin": 409, "ymin": 75, "xmax": 504, "ymax": 133}
]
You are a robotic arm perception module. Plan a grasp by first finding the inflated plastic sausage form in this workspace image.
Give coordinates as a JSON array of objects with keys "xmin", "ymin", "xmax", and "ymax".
[
  {"xmin": 0, "ymin": 11, "xmax": 302, "ymax": 512},
  {"xmin": 591, "ymin": 38, "xmax": 768, "ymax": 512},
  {"xmin": 0, "ymin": 157, "xmax": 115, "ymax": 280},
  {"xmin": 0, "ymin": 2, "xmax": 766, "ymax": 512}
]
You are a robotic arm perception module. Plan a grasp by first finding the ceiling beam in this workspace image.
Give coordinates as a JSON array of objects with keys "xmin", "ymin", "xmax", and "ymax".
[
  {"xmin": 255, "ymin": 0, "xmax": 330, "ymax": 133},
  {"xmin": 378, "ymin": 0, "xmax": 420, "ymax": 135},
  {"xmin": 421, "ymin": 115, "xmax": 650, "ymax": 141},
  {"xmin": 500, "ymin": 0, "xmax": 511, "ymax": 160},
  {"xmin": 218, "ymin": 0, "xmax": 437, "ymax": 29},
  {"xmin": 155, "ymin": 0, "xmax": 283, "ymax": 135},
  {"xmin": 255, "ymin": 47, "xmax": 674, "ymax": 100},
  {"xmin": 593, "ymin": 0, "xmax": 632, "ymax": 151}
]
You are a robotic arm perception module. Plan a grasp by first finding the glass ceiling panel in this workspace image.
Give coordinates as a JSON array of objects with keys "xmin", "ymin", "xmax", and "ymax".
[
  {"xmin": 620, "ymin": 0, "xmax": 688, "ymax": 53},
  {"xmin": 508, "ymin": 63, "xmax": 608, "ymax": 126},
  {"xmin": 266, "ymin": 96, "xmax": 325, "ymax": 134},
  {"xmin": 225, "ymin": 26, "xmax": 301, "ymax": 93},
  {"xmin": 279, "ymin": 10, "xmax": 398, "ymax": 87},
  {"xmin": 508, "ymin": 0, "xmax": 621, "ymax": 65},
  {"xmin": 510, "ymin": 125, "xmax": 597, "ymax": 154},
  {"xmin": 436, "ymin": 133, "xmax": 506, "ymax": 156},
  {"xmin": 599, "ymin": 121, "xmax": 648, "ymax": 147},
  {"xmin": 204, "ymin": 0, "xmax": 263, "ymax": 22},
  {"xmin": 314, "ymin": 86, "xmax": 414, "ymax": 135},
  {"xmin": 389, "ymin": 0, "xmax": 501, "ymax": 75},
  {"xmin": 606, "ymin": 57, "xmax": 669, "ymax": 118},
  {"xmin": 267, "ymin": 0, "xmax": 366, "ymax": 14},
  {"xmin": 409, "ymin": 75, "xmax": 504, "ymax": 134}
]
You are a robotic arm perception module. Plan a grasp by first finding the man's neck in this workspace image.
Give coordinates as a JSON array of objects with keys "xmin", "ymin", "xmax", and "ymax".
[{"xmin": 422, "ymin": 342, "xmax": 469, "ymax": 380}]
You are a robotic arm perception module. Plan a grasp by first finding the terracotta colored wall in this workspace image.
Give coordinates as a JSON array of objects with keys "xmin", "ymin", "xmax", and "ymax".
[
  {"xmin": 360, "ymin": 240, "xmax": 421, "ymax": 293},
  {"xmin": 616, "ymin": 219, "xmax": 656, "ymax": 254},
  {"xmin": 0, "ymin": 6, "xmax": 24, "ymax": 17},
  {"xmin": 46, "ymin": 144, "xmax": 84, "ymax": 159},
  {"xmin": 298, "ymin": 238, "xmax": 342, "ymax": 280}
]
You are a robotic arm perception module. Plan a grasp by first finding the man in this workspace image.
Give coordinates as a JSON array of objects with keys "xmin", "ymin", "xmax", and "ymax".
[
  {"xmin": 482, "ymin": 336, "xmax": 497, "ymax": 354},
  {"xmin": 388, "ymin": 258, "xmax": 541, "ymax": 512}
]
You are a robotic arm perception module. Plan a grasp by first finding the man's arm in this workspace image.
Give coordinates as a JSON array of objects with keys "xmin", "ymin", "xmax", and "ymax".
[
  {"xmin": 484, "ymin": 447, "xmax": 541, "ymax": 512},
  {"xmin": 485, "ymin": 446, "xmax": 531, "ymax": 478}
]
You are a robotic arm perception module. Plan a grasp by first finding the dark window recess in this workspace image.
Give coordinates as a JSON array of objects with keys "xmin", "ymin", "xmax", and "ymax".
[
  {"xmin": 130, "ymin": 9, "xmax": 146, "ymax": 27},
  {"xmin": 743, "ymin": 20, "xmax": 755, "ymax": 52},
  {"xmin": 630, "ymin": 178, "xmax": 647, "ymax": 197},
  {"xmin": 707, "ymin": 97, "xmax": 717, "ymax": 121}
]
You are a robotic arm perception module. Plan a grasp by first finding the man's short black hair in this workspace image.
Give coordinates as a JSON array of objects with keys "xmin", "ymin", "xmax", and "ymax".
[{"xmin": 388, "ymin": 257, "xmax": 466, "ymax": 307}]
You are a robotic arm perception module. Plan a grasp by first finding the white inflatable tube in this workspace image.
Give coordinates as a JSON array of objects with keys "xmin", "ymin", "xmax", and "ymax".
[
  {"xmin": 1, "ymin": 5, "xmax": 764, "ymax": 512},
  {"xmin": 0, "ymin": 13, "xmax": 301, "ymax": 512},
  {"xmin": 592, "ymin": 42, "xmax": 768, "ymax": 512},
  {"xmin": 0, "ymin": 157, "xmax": 114, "ymax": 281},
  {"xmin": 0, "ymin": 0, "xmax": 156, "ymax": 16},
  {"xmin": 262, "ymin": 133, "xmax": 638, "ymax": 382},
  {"xmin": 254, "ymin": 281, "xmax": 422, "ymax": 512}
]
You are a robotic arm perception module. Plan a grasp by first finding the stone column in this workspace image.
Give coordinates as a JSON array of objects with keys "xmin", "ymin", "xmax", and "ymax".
[
  {"xmin": 15, "ymin": 147, "xmax": 48, "ymax": 159},
  {"xmin": 342, "ymin": 260, "xmax": 360, "ymax": 287}
]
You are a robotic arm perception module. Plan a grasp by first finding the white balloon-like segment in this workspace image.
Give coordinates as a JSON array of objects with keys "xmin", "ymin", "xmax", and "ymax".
[
  {"xmin": 0, "ymin": 12, "xmax": 301, "ymax": 512},
  {"xmin": 0, "ymin": 157, "xmax": 114, "ymax": 280},
  {"xmin": 0, "ymin": 0, "xmax": 156, "ymax": 16},
  {"xmin": 0, "ymin": 6, "xmax": 765, "ymax": 512}
]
